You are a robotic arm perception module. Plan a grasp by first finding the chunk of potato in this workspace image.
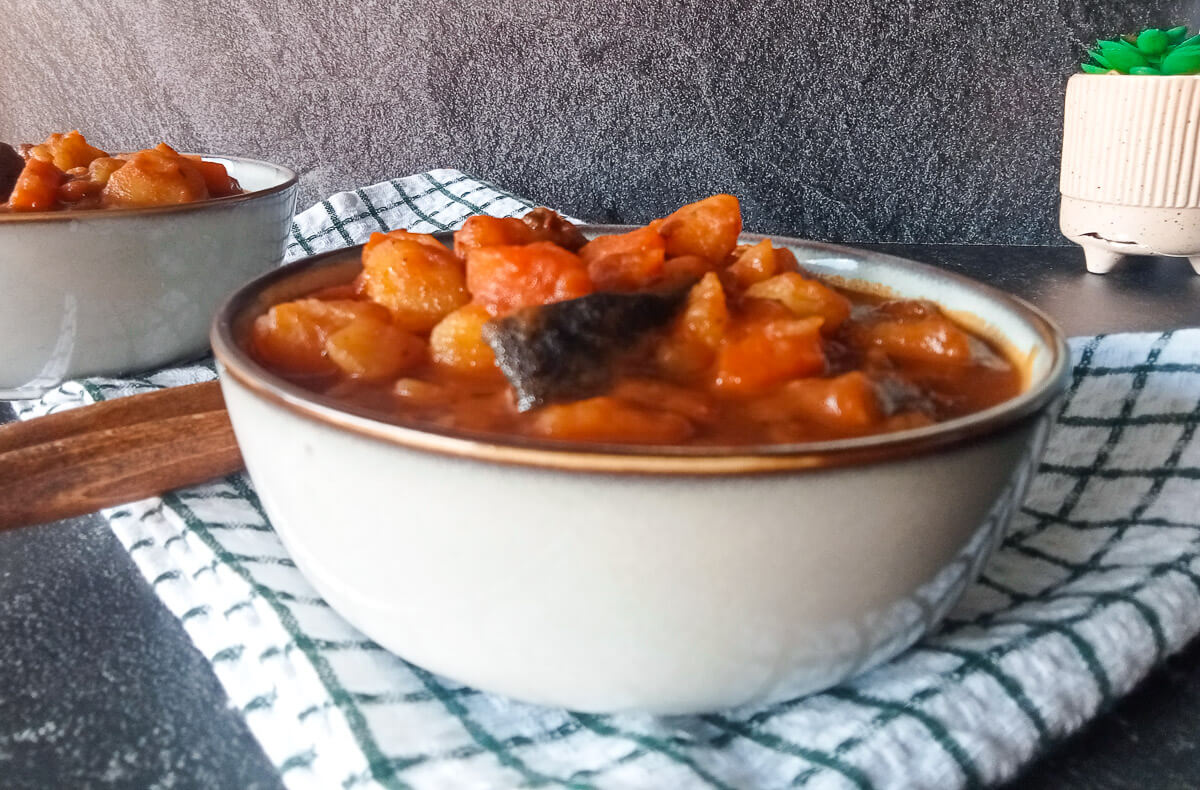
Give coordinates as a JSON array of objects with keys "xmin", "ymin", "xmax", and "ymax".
[
  {"xmin": 430, "ymin": 303, "xmax": 498, "ymax": 374},
  {"xmin": 656, "ymin": 272, "xmax": 729, "ymax": 378},
  {"xmin": 856, "ymin": 315, "xmax": 973, "ymax": 365},
  {"xmin": 725, "ymin": 242, "xmax": 801, "ymax": 289},
  {"xmin": 361, "ymin": 237, "xmax": 470, "ymax": 330},
  {"xmin": 324, "ymin": 315, "xmax": 425, "ymax": 380},
  {"xmin": 466, "ymin": 241, "xmax": 593, "ymax": 315},
  {"xmin": 531, "ymin": 396, "xmax": 694, "ymax": 444},
  {"xmin": 714, "ymin": 317, "xmax": 826, "ymax": 394},
  {"xmin": 753, "ymin": 371, "xmax": 883, "ymax": 434},
  {"xmin": 743, "ymin": 273, "xmax": 851, "ymax": 332},
  {"xmin": 725, "ymin": 239, "xmax": 777, "ymax": 288},
  {"xmin": 87, "ymin": 156, "xmax": 126, "ymax": 186},
  {"xmin": 6, "ymin": 158, "xmax": 65, "ymax": 211},
  {"xmin": 186, "ymin": 156, "xmax": 241, "ymax": 197},
  {"xmin": 658, "ymin": 255, "xmax": 717, "ymax": 289},
  {"xmin": 658, "ymin": 194, "xmax": 742, "ymax": 262},
  {"xmin": 579, "ymin": 225, "xmax": 666, "ymax": 291},
  {"xmin": 100, "ymin": 147, "xmax": 209, "ymax": 207},
  {"xmin": 28, "ymin": 130, "xmax": 107, "ymax": 172},
  {"xmin": 363, "ymin": 229, "xmax": 449, "ymax": 257},
  {"xmin": 774, "ymin": 246, "xmax": 800, "ymax": 273},
  {"xmin": 392, "ymin": 377, "xmax": 447, "ymax": 406},
  {"xmin": 609, "ymin": 379, "xmax": 717, "ymax": 423},
  {"xmin": 251, "ymin": 299, "xmax": 393, "ymax": 376},
  {"xmin": 453, "ymin": 215, "xmax": 535, "ymax": 257}
]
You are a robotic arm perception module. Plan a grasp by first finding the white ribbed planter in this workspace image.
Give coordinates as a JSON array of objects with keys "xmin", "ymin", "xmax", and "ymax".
[{"xmin": 1059, "ymin": 74, "xmax": 1200, "ymax": 274}]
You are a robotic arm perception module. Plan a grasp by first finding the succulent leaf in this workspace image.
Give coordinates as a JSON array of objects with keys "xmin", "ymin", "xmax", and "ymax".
[
  {"xmin": 1138, "ymin": 29, "xmax": 1170, "ymax": 55},
  {"xmin": 1130, "ymin": 65, "xmax": 1162, "ymax": 75},
  {"xmin": 1178, "ymin": 34, "xmax": 1200, "ymax": 48},
  {"xmin": 1081, "ymin": 64, "xmax": 1112, "ymax": 74},
  {"xmin": 1161, "ymin": 45, "xmax": 1200, "ymax": 74},
  {"xmin": 1097, "ymin": 40, "xmax": 1149, "ymax": 70},
  {"xmin": 1168, "ymin": 26, "xmax": 1189, "ymax": 43}
]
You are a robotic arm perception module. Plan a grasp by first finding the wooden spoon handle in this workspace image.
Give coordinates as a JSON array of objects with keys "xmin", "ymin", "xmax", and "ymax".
[{"xmin": 0, "ymin": 380, "xmax": 243, "ymax": 531}]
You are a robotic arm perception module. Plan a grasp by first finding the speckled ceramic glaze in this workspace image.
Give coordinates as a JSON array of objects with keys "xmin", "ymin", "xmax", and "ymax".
[
  {"xmin": 1060, "ymin": 74, "xmax": 1200, "ymax": 274},
  {"xmin": 0, "ymin": 157, "xmax": 297, "ymax": 398},
  {"xmin": 212, "ymin": 233, "xmax": 1069, "ymax": 714}
]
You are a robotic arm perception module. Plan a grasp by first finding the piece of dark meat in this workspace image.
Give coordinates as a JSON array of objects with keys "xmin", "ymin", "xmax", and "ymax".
[
  {"xmin": 0, "ymin": 143, "xmax": 24, "ymax": 203},
  {"xmin": 521, "ymin": 207, "xmax": 588, "ymax": 252},
  {"xmin": 483, "ymin": 287, "xmax": 691, "ymax": 411}
]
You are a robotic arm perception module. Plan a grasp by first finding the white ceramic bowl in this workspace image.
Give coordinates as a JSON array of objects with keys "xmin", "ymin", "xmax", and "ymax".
[
  {"xmin": 212, "ymin": 231, "xmax": 1069, "ymax": 714},
  {"xmin": 0, "ymin": 156, "xmax": 298, "ymax": 398}
]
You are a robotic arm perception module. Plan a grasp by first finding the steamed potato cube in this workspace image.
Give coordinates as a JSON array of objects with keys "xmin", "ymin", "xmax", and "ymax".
[
  {"xmin": 610, "ymin": 379, "xmax": 717, "ymax": 423},
  {"xmin": 656, "ymin": 272, "xmax": 729, "ymax": 378},
  {"xmin": 87, "ymin": 156, "xmax": 126, "ymax": 186},
  {"xmin": 430, "ymin": 303, "xmax": 498, "ymax": 374},
  {"xmin": 769, "ymin": 372, "xmax": 883, "ymax": 434},
  {"xmin": 324, "ymin": 315, "xmax": 424, "ymax": 380},
  {"xmin": 743, "ymin": 273, "xmax": 851, "ymax": 332},
  {"xmin": 678, "ymin": 273, "xmax": 729, "ymax": 350},
  {"xmin": 658, "ymin": 194, "xmax": 742, "ymax": 262},
  {"xmin": 725, "ymin": 239, "xmax": 778, "ymax": 288},
  {"xmin": 251, "ymin": 299, "xmax": 391, "ymax": 376},
  {"xmin": 466, "ymin": 242, "xmax": 593, "ymax": 315},
  {"xmin": 858, "ymin": 316, "xmax": 973, "ymax": 364},
  {"xmin": 363, "ymin": 229, "xmax": 450, "ymax": 257},
  {"xmin": 100, "ymin": 147, "xmax": 209, "ymax": 207},
  {"xmin": 773, "ymin": 245, "xmax": 800, "ymax": 272},
  {"xmin": 714, "ymin": 317, "xmax": 826, "ymax": 394},
  {"xmin": 392, "ymin": 377, "xmax": 447, "ymax": 405},
  {"xmin": 658, "ymin": 255, "xmax": 717, "ymax": 289},
  {"xmin": 531, "ymin": 397, "xmax": 694, "ymax": 444},
  {"xmin": 453, "ymin": 215, "xmax": 536, "ymax": 257},
  {"xmin": 360, "ymin": 237, "xmax": 470, "ymax": 330},
  {"xmin": 579, "ymin": 225, "xmax": 666, "ymax": 291},
  {"xmin": 28, "ymin": 131, "xmax": 107, "ymax": 171},
  {"xmin": 186, "ymin": 157, "xmax": 241, "ymax": 197},
  {"xmin": 6, "ymin": 158, "xmax": 65, "ymax": 211}
]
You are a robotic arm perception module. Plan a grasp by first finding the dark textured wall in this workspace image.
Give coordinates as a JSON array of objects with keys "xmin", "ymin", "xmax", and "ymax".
[{"xmin": 0, "ymin": 1, "xmax": 1195, "ymax": 243}]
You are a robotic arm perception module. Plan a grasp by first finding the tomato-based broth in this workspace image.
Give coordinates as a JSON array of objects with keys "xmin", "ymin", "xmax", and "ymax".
[
  {"xmin": 0, "ymin": 131, "xmax": 242, "ymax": 212},
  {"xmin": 248, "ymin": 198, "xmax": 1022, "ymax": 446}
]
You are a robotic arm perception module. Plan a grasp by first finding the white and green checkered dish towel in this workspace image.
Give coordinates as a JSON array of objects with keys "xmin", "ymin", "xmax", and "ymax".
[{"xmin": 16, "ymin": 170, "xmax": 1200, "ymax": 789}]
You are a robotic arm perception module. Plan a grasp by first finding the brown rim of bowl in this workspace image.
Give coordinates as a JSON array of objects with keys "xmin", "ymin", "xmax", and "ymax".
[
  {"xmin": 0, "ymin": 154, "xmax": 298, "ymax": 223},
  {"xmin": 211, "ymin": 229, "xmax": 1071, "ymax": 476}
]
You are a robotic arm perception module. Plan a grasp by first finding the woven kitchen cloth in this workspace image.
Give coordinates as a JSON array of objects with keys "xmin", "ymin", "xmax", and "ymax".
[{"xmin": 15, "ymin": 170, "xmax": 1200, "ymax": 789}]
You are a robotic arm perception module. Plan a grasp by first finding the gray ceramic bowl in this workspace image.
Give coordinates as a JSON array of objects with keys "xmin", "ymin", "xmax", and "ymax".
[
  {"xmin": 0, "ymin": 156, "xmax": 297, "ymax": 399},
  {"xmin": 212, "ymin": 229, "xmax": 1069, "ymax": 714}
]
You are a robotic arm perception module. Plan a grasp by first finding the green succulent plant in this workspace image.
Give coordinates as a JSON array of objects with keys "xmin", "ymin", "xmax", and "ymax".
[{"xmin": 1082, "ymin": 25, "xmax": 1200, "ymax": 75}]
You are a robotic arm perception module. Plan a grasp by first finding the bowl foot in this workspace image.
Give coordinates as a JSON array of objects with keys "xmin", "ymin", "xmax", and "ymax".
[
  {"xmin": 1191, "ymin": 256, "xmax": 1200, "ymax": 276},
  {"xmin": 1082, "ymin": 246, "xmax": 1123, "ymax": 274}
]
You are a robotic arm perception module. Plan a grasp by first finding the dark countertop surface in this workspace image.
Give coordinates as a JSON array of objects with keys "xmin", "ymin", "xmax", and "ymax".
[{"xmin": 1, "ymin": 244, "xmax": 1199, "ymax": 789}]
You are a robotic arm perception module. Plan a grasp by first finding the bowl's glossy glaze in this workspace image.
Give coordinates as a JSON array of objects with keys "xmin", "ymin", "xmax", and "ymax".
[
  {"xmin": 212, "ymin": 230, "xmax": 1069, "ymax": 713},
  {"xmin": 0, "ymin": 156, "xmax": 297, "ymax": 398}
]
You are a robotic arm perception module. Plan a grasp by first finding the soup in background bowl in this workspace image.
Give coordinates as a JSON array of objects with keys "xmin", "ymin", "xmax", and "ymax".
[{"xmin": 0, "ymin": 131, "xmax": 297, "ymax": 399}]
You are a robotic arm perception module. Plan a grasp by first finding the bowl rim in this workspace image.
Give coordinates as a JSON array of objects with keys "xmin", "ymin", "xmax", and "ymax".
[
  {"xmin": 212, "ymin": 227, "xmax": 1071, "ymax": 476},
  {"xmin": 0, "ymin": 154, "xmax": 298, "ymax": 223}
]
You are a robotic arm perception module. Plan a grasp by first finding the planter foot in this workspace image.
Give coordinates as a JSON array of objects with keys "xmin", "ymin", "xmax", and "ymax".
[
  {"xmin": 1083, "ymin": 246, "xmax": 1123, "ymax": 274},
  {"xmin": 1190, "ymin": 256, "xmax": 1200, "ymax": 276}
]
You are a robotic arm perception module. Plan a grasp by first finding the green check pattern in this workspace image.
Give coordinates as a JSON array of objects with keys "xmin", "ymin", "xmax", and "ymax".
[{"xmin": 15, "ymin": 170, "xmax": 1200, "ymax": 789}]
